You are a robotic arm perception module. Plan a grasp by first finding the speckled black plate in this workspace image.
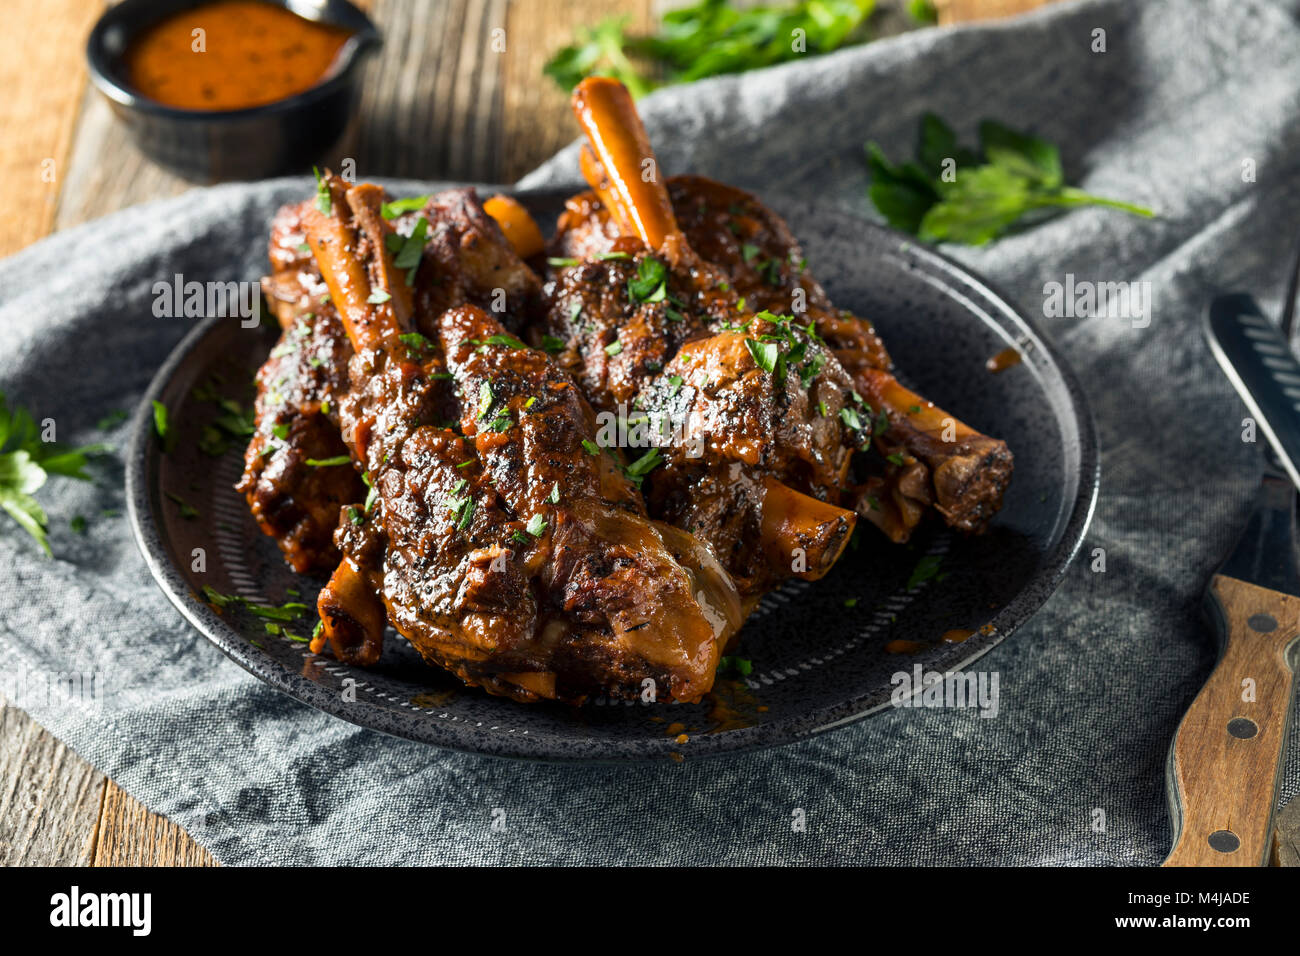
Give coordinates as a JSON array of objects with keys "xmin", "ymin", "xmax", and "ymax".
[{"xmin": 126, "ymin": 187, "xmax": 1098, "ymax": 762}]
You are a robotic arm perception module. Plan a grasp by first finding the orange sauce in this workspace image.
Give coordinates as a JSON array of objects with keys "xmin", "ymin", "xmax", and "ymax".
[
  {"xmin": 125, "ymin": 1, "xmax": 352, "ymax": 111},
  {"xmin": 940, "ymin": 628, "xmax": 975, "ymax": 644},
  {"xmin": 986, "ymin": 347, "xmax": 1023, "ymax": 373}
]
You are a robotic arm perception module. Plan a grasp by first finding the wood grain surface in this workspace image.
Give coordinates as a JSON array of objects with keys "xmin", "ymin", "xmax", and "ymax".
[{"xmin": 5, "ymin": 0, "xmax": 1292, "ymax": 870}]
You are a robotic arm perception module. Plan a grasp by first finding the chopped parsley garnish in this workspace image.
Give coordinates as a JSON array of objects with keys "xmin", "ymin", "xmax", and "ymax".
[
  {"xmin": 525, "ymin": 513, "xmax": 548, "ymax": 537},
  {"xmin": 541, "ymin": 334, "xmax": 567, "ymax": 353},
  {"xmin": 69, "ymin": 515, "xmax": 86, "ymax": 534},
  {"xmin": 367, "ymin": 290, "xmax": 391, "ymax": 304},
  {"xmin": 398, "ymin": 332, "xmax": 432, "ymax": 358},
  {"xmin": 362, "ymin": 471, "xmax": 379, "ymax": 514},
  {"xmin": 627, "ymin": 256, "xmax": 667, "ymax": 303},
  {"xmin": 202, "ymin": 585, "xmax": 312, "ymax": 623},
  {"xmin": 447, "ymin": 495, "xmax": 474, "ymax": 530},
  {"xmin": 604, "ymin": 340, "xmax": 623, "ymax": 356},
  {"xmin": 547, "ymin": 256, "xmax": 581, "ymax": 267},
  {"xmin": 886, "ymin": 453, "xmax": 905, "ymax": 466},
  {"xmin": 471, "ymin": 334, "xmax": 527, "ymax": 351},
  {"xmin": 906, "ymin": 555, "xmax": 943, "ymax": 591},
  {"xmin": 151, "ymin": 400, "xmax": 172, "ymax": 450},
  {"xmin": 346, "ymin": 505, "xmax": 364, "ymax": 525},
  {"xmin": 667, "ymin": 374, "xmax": 684, "ymax": 397},
  {"xmin": 305, "ymin": 455, "xmax": 351, "ymax": 467},
  {"xmin": 581, "ymin": 439, "xmax": 600, "ymax": 455},
  {"xmin": 313, "ymin": 166, "xmax": 331, "ymax": 215},
  {"xmin": 547, "ymin": 482, "xmax": 560, "ymax": 504},
  {"xmin": 164, "ymin": 492, "xmax": 198, "ymax": 520},
  {"xmin": 622, "ymin": 448, "xmax": 662, "ymax": 486},
  {"xmin": 271, "ymin": 423, "xmax": 290, "ymax": 441},
  {"xmin": 96, "ymin": 409, "xmax": 128, "ymax": 431},
  {"xmin": 716, "ymin": 656, "xmax": 753, "ymax": 677},
  {"xmin": 390, "ymin": 217, "xmax": 430, "ymax": 284},
  {"xmin": 380, "ymin": 194, "xmax": 431, "ymax": 220}
]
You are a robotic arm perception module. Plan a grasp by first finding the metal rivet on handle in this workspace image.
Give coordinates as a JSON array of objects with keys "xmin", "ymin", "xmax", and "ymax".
[
  {"xmin": 1226, "ymin": 717, "xmax": 1258, "ymax": 739},
  {"xmin": 1208, "ymin": 829, "xmax": 1241, "ymax": 853},
  {"xmin": 1247, "ymin": 614, "xmax": 1277, "ymax": 632}
]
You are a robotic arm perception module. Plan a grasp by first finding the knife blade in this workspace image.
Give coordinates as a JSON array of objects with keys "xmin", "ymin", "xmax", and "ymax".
[
  {"xmin": 1163, "ymin": 295, "xmax": 1300, "ymax": 866},
  {"xmin": 1206, "ymin": 292, "xmax": 1300, "ymax": 488}
]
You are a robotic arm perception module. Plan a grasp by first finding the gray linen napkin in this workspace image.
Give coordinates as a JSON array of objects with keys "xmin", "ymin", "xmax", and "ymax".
[{"xmin": 3, "ymin": 0, "xmax": 1299, "ymax": 865}]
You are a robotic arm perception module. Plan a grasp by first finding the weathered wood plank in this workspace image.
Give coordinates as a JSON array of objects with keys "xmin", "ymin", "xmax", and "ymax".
[
  {"xmin": 91, "ymin": 781, "xmax": 216, "ymax": 867},
  {"xmin": 0, "ymin": 698, "xmax": 104, "ymax": 866},
  {"xmin": 502, "ymin": 0, "xmax": 654, "ymax": 183},
  {"xmin": 0, "ymin": 0, "xmax": 101, "ymax": 256}
]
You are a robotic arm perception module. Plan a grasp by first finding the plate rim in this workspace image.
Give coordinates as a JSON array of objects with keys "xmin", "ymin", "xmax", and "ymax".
[{"xmin": 125, "ymin": 187, "xmax": 1100, "ymax": 763}]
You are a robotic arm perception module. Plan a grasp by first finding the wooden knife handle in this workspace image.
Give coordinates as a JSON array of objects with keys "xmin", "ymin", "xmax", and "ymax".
[{"xmin": 1164, "ymin": 575, "xmax": 1300, "ymax": 866}]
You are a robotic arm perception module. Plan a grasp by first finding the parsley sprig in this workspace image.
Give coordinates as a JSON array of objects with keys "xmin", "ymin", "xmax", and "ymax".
[
  {"xmin": 545, "ymin": 0, "xmax": 876, "ymax": 96},
  {"xmin": 867, "ymin": 114, "xmax": 1153, "ymax": 245},
  {"xmin": 0, "ymin": 392, "xmax": 109, "ymax": 555}
]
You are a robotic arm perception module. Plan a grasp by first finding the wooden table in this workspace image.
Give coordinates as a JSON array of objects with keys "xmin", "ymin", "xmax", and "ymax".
[{"xmin": 16, "ymin": 0, "xmax": 1292, "ymax": 870}]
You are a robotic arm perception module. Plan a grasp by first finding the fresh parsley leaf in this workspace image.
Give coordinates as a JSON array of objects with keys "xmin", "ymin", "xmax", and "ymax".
[
  {"xmin": 745, "ymin": 338, "xmax": 779, "ymax": 375},
  {"xmin": 867, "ymin": 114, "xmax": 1153, "ymax": 245},
  {"xmin": 0, "ymin": 393, "xmax": 109, "ymax": 554},
  {"xmin": 525, "ymin": 513, "xmax": 548, "ymax": 537},
  {"xmin": 545, "ymin": 1, "xmax": 876, "ymax": 95},
  {"xmin": 391, "ymin": 217, "xmax": 430, "ymax": 284},
  {"xmin": 304, "ymin": 455, "xmax": 351, "ymax": 467}
]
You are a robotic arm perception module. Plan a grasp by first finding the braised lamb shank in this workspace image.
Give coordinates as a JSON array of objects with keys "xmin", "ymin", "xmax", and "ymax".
[
  {"xmin": 548, "ymin": 79, "xmax": 1012, "ymax": 545},
  {"xmin": 297, "ymin": 174, "xmax": 741, "ymax": 703},
  {"xmin": 235, "ymin": 78, "xmax": 1013, "ymax": 706}
]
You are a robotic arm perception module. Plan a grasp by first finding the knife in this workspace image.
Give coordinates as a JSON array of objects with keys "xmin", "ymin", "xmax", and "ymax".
[{"xmin": 1163, "ymin": 294, "xmax": 1300, "ymax": 866}]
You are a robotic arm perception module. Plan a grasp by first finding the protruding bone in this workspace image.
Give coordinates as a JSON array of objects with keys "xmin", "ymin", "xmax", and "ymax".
[
  {"xmin": 759, "ymin": 477, "xmax": 857, "ymax": 582},
  {"xmin": 302, "ymin": 176, "xmax": 412, "ymax": 351},
  {"xmin": 571, "ymin": 77, "xmax": 685, "ymax": 262},
  {"xmin": 314, "ymin": 556, "xmax": 387, "ymax": 666}
]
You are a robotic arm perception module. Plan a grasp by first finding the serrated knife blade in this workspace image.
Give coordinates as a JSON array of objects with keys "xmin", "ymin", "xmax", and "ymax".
[{"xmin": 1206, "ymin": 292, "xmax": 1300, "ymax": 489}]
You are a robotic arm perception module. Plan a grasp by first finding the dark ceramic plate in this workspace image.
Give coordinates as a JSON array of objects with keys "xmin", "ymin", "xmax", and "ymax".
[{"xmin": 126, "ymin": 188, "xmax": 1098, "ymax": 762}]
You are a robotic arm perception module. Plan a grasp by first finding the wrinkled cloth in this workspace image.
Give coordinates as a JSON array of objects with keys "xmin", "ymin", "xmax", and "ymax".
[{"xmin": 2, "ymin": 0, "xmax": 1298, "ymax": 865}]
